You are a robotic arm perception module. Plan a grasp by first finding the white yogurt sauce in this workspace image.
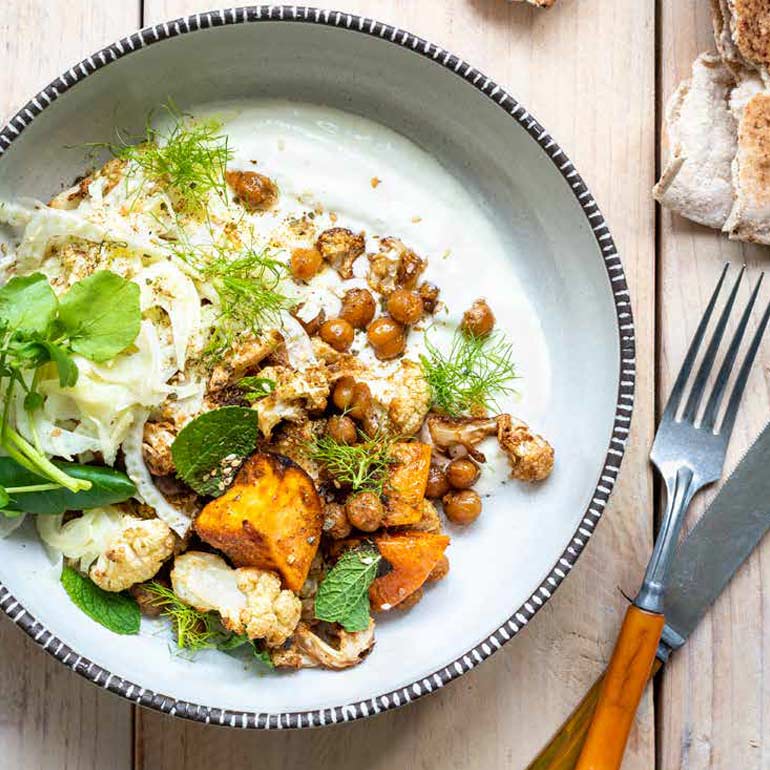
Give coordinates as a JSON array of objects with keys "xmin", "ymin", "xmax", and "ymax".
[{"xmin": 186, "ymin": 100, "xmax": 551, "ymax": 492}]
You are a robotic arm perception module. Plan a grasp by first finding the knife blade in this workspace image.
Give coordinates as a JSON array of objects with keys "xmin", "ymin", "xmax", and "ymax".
[
  {"xmin": 659, "ymin": 420, "xmax": 770, "ymax": 659},
  {"xmin": 527, "ymin": 421, "xmax": 770, "ymax": 770}
]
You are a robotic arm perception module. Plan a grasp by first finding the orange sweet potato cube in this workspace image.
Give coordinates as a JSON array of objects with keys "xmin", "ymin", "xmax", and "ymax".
[
  {"xmin": 370, "ymin": 531, "xmax": 450, "ymax": 610},
  {"xmin": 194, "ymin": 452, "xmax": 323, "ymax": 592},
  {"xmin": 382, "ymin": 442, "xmax": 432, "ymax": 526}
]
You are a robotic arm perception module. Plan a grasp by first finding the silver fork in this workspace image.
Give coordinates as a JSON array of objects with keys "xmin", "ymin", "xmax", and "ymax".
[{"xmin": 575, "ymin": 264, "xmax": 770, "ymax": 770}]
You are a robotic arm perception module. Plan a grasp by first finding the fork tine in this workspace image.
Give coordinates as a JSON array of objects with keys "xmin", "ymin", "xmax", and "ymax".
[
  {"xmin": 681, "ymin": 266, "xmax": 745, "ymax": 423},
  {"xmin": 701, "ymin": 273, "xmax": 763, "ymax": 430},
  {"xmin": 718, "ymin": 295, "xmax": 770, "ymax": 438},
  {"xmin": 662, "ymin": 264, "xmax": 729, "ymax": 422}
]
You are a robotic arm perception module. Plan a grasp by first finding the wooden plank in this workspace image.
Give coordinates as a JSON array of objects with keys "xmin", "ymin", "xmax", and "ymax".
[
  {"xmin": 137, "ymin": 1, "xmax": 656, "ymax": 769},
  {"xmin": 0, "ymin": 3, "xmax": 139, "ymax": 769},
  {"xmin": 658, "ymin": 3, "xmax": 770, "ymax": 769}
]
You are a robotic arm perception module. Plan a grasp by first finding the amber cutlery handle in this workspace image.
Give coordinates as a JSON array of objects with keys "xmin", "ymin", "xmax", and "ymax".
[
  {"xmin": 526, "ymin": 659, "xmax": 664, "ymax": 770},
  {"xmin": 571, "ymin": 605, "xmax": 664, "ymax": 770}
]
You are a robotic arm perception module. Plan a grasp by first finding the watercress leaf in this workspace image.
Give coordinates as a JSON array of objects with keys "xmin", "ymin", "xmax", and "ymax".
[
  {"xmin": 314, "ymin": 546, "xmax": 381, "ymax": 632},
  {"xmin": 171, "ymin": 406, "xmax": 259, "ymax": 496},
  {"xmin": 41, "ymin": 340, "xmax": 79, "ymax": 387},
  {"xmin": 58, "ymin": 271, "xmax": 141, "ymax": 362},
  {"xmin": 0, "ymin": 487, "xmax": 9, "ymax": 509},
  {"xmin": 60, "ymin": 566, "xmax": 140, "ymax": 635},
  {"xmin": 0, "ymin": 458, "xmax": 136, "ymax": 514},
  {"xmin": 23, "ymin": 392, "xmax": 44, "ymax": 411},
  {"xmin": 253, "ymin": 647, "xmax": 275, "ymax": 669},
  {"xmin": 216, "ymin": 632, "xmax": 251, "ymax": 651},
  {"xmin": 0, "ymin": 273, "xmax": 57, "ymax": 334}
]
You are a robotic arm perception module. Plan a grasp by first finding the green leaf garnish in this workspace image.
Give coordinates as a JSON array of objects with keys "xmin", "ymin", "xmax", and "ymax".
[
  {"xmin": 0, "ymin": 274, "xmax": 57, "ymax": 334},
  {"xmin": 315, "ymin": 546, "xmax": 381, "ymax": 632},
  {"xmin": 237, "ymin": 376, "xmax": 276, "ymax": 402},
  {"xmin": 61, "ymin": 566, "xmax": 141, "ymax": 635},
  {"xmin": 309, "ymin": 429, "xmax": 395, "ymax": 495},
  {"xmin": 57, "ymin": 271, "xmax": 141, "ymax": 362},
  {"xmin": 0, "ymin": 458, "xmax": 135, "ymax": 515},
  {"xmin": 420, "ymin": 328, "xmax": 517, "ymax": 417},
  {"xmin": 171, "ymin": 406, "xmax": 259, "ymax": 496}
]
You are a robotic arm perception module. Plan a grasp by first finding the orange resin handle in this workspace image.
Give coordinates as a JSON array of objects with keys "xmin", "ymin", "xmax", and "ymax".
[
  {"xmin": 573, "ymin": 605, "xmax": 664, "ymax": 770},
  {"xmin": 526, "ymin": 658, "xmax": 664, "ymax": 770}
]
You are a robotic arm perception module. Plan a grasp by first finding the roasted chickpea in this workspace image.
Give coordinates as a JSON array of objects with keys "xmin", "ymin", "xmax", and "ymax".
[
  {"xmin": 290, "ymin": 247, "xmax": 323, "ymax": 282},
  {"xmin": 387, "ymin": 289, "xmax": 423, "ymax": 325},
  {"xmin": 345, "ymin": 491, "xmax": 384, "ymax": 532},
  {"xmin": 367, "ymin": 317, "xmax": 406, "ymax": 360},
  {"xmin": 445, "ymin": 458, "xmax": 480, "ymax": 490},
  {"xmin": 339, "ymin": 288, "xmax": 376, "ymax": 329},
  {"xmin": 461, "ymin": 298, "xmax": 495, "ymax": 337},
  {"xmin": 427, "ymin": 555, "xmax": 450, "ymax": 583},
  {"xmin": 425, "ymin": 464, "xmax": 451, "ymax": 499},
  {"xmin": 348, "ymin": 382, "xmax": 373, "ymax": 421},
  {"xmin": 225, "ymin": 170, "xmax": 278, "ymax": 211},
  {"xmin": 323, "ymin": 502, "xmax": 351, "ymax": 540},
  {"xmin": 332, "ymin": 376, "xmax": 356, "ymax": 411},
  {"xmin": 326, "ymin": 415, "xmax": 357, "ymax": 445},
  {"xmin": 396, "ymin": 586, "xmax": 424, "ymax": 611},
  {"xmin": 320, "ymin": 318, "xmax": 355, "ymax": 352},
  {"xmin": 442, "ymin": 489, "xmax": 482, "ymax": 525}
]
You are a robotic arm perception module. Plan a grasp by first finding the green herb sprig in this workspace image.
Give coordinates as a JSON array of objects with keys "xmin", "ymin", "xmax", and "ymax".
[
  {"xmin": 0, "ymin": 271, "xmax": 141, "ymax": 497},
  {"xmin": 420, "ymin": 328, "xmax": 517, "ymax": 417},
  {"xmin": 238, "ymin": 376, "xmax": 276, "ymax": 402},
  {"xmin": 315, "ymin": 546, "xmax": 381, "ymax": 632},
  {"xmin": 105, "ymin": 104, "xmax": 232, "ymax": 215},
  {"xmin": 309, "ymin": 430, "xmax": 395, "ymax": 496}
]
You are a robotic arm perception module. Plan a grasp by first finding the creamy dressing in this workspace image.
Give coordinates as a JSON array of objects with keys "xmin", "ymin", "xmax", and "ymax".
[{"xmin": 173, "ymin": 99, "xmax": 551, "ymax": 491}]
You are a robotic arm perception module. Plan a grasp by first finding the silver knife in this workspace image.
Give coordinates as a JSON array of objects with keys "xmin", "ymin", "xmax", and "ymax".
[
  {"xmin": 527, "ymin": 421, "xmax": 770, "ymax": 770},
  {"xmin": 659, "ymin": 420, "xmax": 770, "ymax": 660}
]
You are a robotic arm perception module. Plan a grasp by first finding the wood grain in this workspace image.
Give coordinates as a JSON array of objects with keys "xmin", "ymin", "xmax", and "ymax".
[
  {"xmin": 0, "ymin": 4, "xmax": 139, "ymax": 769},
  {"xmin": 657, "ymin": 4, "xmax": 770, "ymax": 770},
  {"xmin": 135, "ymin": 1, "xmax": 657, "ymax": 768}
]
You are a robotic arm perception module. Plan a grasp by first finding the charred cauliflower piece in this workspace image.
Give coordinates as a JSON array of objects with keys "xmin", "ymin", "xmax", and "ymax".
[
  {"xmin": 271, "ymin": 619, "xmax": 375, "ymax": 670},
  {"xmin": 171, "ymin": 551, "xmax": 301, "ymax": 646},
  {"xmin": 207, "ymin": 329, "xmax": 283, "ymax": 394},
  {"xmin": 385, "ymin": 359, "xmax": 431, "ymax": 436},
  {"xmin": 90, "ymin": 517, "xmax": 175, "ymax": 592},
  {"xmin": 496, "ymin": 414, "xmax": 554, "ymax": 482},
  {"xmin": 268, "ymin": 419, "xmax": 327, "ymax": 482},
  {"xmin": 142, "ymin": 421, "xmax": 178, "ymax": 476},
  {"xmin": 255, "ymin": 364, "xmax": 330, "ymax": 438},
  {"xmin": 315, "ymin": 227, "xmax": 365, "ymax": 279},
  {"xmin": 225, "ymin": 170, "xmax": 279, "ymax": 212},
  {"xmin": 49, "ymin": 158, "xmax": 127, "ymax": 210},
  {"xmin": 366, "ymin": 237, "xmax": 426, "ymax": 295}
]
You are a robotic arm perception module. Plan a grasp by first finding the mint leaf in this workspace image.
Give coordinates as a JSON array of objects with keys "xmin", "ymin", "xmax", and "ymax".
[
  {"xmin": 315, "ymin": 546, "xmax": 381, "ymax": 632},
  {"xmin": 58, "ymin": 271, "xmax": 141, "ymax": 362},
  {"xmin": 60, "ymin": 566, "xmax": 140, "ymax": 635},
  {"xmin": 0, "ymin": 273, "xmax": 57, "ymax": 334},
  {"xmin": 171, "ymin": 406, "xmax": 259, "ymax": 496}
]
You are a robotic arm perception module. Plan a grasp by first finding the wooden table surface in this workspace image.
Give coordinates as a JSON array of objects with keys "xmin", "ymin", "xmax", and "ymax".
[{"xmin": 1, "ymin": 1, "xmax": 768, "ymax": 768}]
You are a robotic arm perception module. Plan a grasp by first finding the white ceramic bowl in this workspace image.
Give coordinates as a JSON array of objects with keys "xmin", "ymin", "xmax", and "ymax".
[{"xmin": 0, "ymin": 7, "xmax": 634, "ymax": 728}]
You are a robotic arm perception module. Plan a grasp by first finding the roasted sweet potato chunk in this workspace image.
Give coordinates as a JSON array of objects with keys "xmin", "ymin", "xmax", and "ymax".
[
  {"xmin": 382, "ymin": 442, "xmax": 432, "ymax": 526},
  {"xmin": 370, "ymin": 532, "xmax": 450, "ymax": 611},
  {"xmin": 195, "ymin": 452, "xmax": 323, "ymax": 592}
]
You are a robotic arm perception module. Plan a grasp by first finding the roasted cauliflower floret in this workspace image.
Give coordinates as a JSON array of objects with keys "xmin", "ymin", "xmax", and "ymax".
[
  {"xmin": 366, "ymin": 237, "xmax": 426, "ymax": 295},
  {"xmin": 255, "ymin": 364, "xmax": 330, "ymax": 437},
  {"xmin": 49, "ymin": 158, "xmax": 127, "ymax": 210},
  {"xmin": 225, "ymin": 170, "xmax": 279, "ymax": 212},
  {"xmin": 385, "ymin": 359, "xmax": 431, "ymax": 436},
  {"xmin": 271, "ymin": 619, "xmax": 375, "ymax": 670},
  {"xmin": 90, "ymin": 517, "xmax": 175, "ymax": 592},
  {"xmin": 207, "ymin": 329, "xmax": 283, "ymax": 394},
  {"xmin": 142, "ymin": 420, "xmax": 177, "ymax": 476},
  {"xmin": 315, "ymin": 227, "xmax": 365, "ymax": 279},
  {"xmin": 268, "ymin": 419, "xmax": 327, "ymax": 482},
  {"xmin": 496, "ymin": 413, "xmax": 554, "ymax": 482},
  {"xmin": 171, "ymin": 551, "xmax": 301, "ymax": 647}
]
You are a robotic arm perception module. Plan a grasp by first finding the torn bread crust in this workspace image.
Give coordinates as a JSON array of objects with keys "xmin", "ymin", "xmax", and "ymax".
[
  {"xmin": 653, "ymin": 53, "xmax": 738, "ymax": 229},
  {"xmin": 724, "ymin": 87, "xmax": 770, "ymax": 243},
  {"xmin": 712, "ymin": 0, "xmax": 770, "ymax": 85}
]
